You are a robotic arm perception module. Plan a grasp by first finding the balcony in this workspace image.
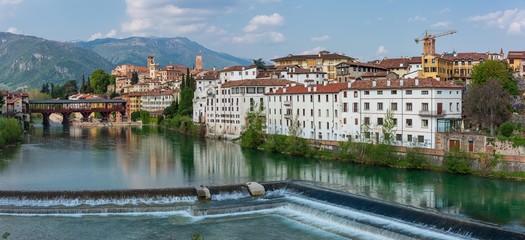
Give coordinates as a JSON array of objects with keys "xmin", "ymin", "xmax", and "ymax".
[
  {"xmin": 284, "ymin": 113, "xmax": 292, "ymax": 119},
  {"xmin": 419, "ymin": 110, "xmax": 446, "ymax": 117},
  {"xmin": 284, "ymin": 101, "xmax": 292, "ymax": 106}
]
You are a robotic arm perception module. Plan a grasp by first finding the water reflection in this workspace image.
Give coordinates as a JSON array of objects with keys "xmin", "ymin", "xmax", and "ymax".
[{"xmin": 0, "ymin": 125, "xmax": 523, "ymax": 230}]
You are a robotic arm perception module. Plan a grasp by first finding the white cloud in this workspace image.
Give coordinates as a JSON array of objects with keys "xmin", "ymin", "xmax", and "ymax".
[
  {"xmin": 438, "ymin": 8, "xmax": 450, "ymax": 14},
  {"xmin": 0, "ymin": 0, "xmax": 21, "ymax": 5},
  {"xmin": 244, "ymin": 13, "xmax": 283, "ymax": 32},
  {"xmin": 469, "ymin": 9, "xmax": 525, "ymax": 35},
  {"xmin": 6, "ymin": 26, "xmax": 21, "ymax": 34},
  {"xmin": 431, "ymin": 21, "xmax": 451, "ymax": 28},
  {"xmin": 232, "ymin": 32, "xmax": 285, "ymax": 44},
  {"xmin": 88, "ymin": 29, "xmax": 118, "ymax": 41},
  {"xmin": 408, "ymin": 15, "xmax": 427, "ymax": 22},
  {"xmin": 311, "ymin": 35, "xmax": 330, "ymax": 42},
  {"xmin": 376, "ymin": 45, "xmax": 388, "ymax": 56},
  {"xmin": 121, "ymin": 0, "xmax": 229, "ymax": 37},
  {"xmin": 301, "ymin": 47, "xmax": 325, "ymax": 55}
]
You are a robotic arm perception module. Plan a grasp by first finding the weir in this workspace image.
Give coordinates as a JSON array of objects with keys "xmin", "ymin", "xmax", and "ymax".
[{"xmin": 0, "ymin": 181, "xmax": 523, "ymax": 240}]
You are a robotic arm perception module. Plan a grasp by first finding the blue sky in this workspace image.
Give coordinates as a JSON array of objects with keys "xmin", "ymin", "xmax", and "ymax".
[{"xmin": 1, "ymin": 0, "xmax": 525, "ymax": 63}]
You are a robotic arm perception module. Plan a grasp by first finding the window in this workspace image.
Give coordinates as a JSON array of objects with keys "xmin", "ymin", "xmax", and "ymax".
[
  {"xmin": 377, "ymin": 102, "xmax": 383, "ymax": 110},
  {"xmin": 422, "ymin": 90, "xmax": 429, "ymax": 95},
  {"xmin": 391, "ymin": 102, "xmax": 398, "ymax": 111},
  {"xmin": 310, "ymin": 95, "xmax": 313, "ymax": 102},
  {"xmin": 406, "ymin": 119, "xmax": 412, "ymax": 127},
  {"xmin": 422, "ymin": 119, "xmax": 429, "ymax": 128},
  {"xmin": 343, "ymin": 91, "xmax": 348, "ymax": 98},
  {"xmin": 393, "ymin": 118, "xmax": 397, "ymax": 125},
  {"xmin": 364, "ymin": 102, "xmax": 370, "ymax": 110},
  {"xmin": 355, "ymin": 118, "xmax": 358, "ymax": 125},
  {"xmin": 406, "ymin": 90, "xmax": 412, "ymax": 95},
  {"xmin": 326, "ymin": 95, "xmax": 329, "ymax": 102},
  {"xmin": 391, "ymin": 90, "xmax": 397, "ymax": 95},
  {"xmin": 396, "ymin": 134, "xmax": 402, "ymax": 141},
  {"xmin": 418, "ymin": 135, "xmax": 424, "ymax": 143},
  {"xmin": 364, "ymin": 117, "xmax": 370, "ymax": 125},
  {"xmin": 422, "ymin": 103, "xmax": 429, "ymax": 111},
  {"xmin": 364, "ymin": 91, "xmax": 370, "ymax": 95},
  {"xmin": 457, "ymin": 103, "xmax": 460, "ymax": 111},
  {"xmin": 318, "ymin": 95, "xmax": 321, "ymax": 102},
  {"xmin": 343, "ymin": 118, "xmax": 347, "ymax": 124},
  {"xmin": 353, "ymin": 102, "xmax": 358, "ymax": 112},
  {"xmin": 318, "ymin": 109, "xmax": 321, "ymax": 117},
  {"xmin": 377, "ymin": 117, "xmax": 383, "ymax": 125},
  {"xmin": 326, "ymin": 109, "xmax": 329, "ymax": 117},
  {"xmin": 354, "ymin": 91, "xmax": 358, "ymax": 97},
  {"xmin": 257, "ymin": 87, "xmax": 265, "ymax": 93},
  {"xmin": 449, "ymin": 102, "xmax": 453, "ymax": 112},
  {"xmin": 326, "ymin": 122, "xmax": 329, "ymax": 129},
  {"xmin": 406, "ymin": 103, "xmax": 413, "ymax": 111},
  {"xmin": 335, "ymin": 110, "xmax": 338, "ymax": 117},
  {"xmin": 378, "ymin": 90, "xmax": 383, "ymax": 95},
  {"xmin": 311, "ymin": 109, "xmax": 313, "ymax": 116},
  {"xmin": 335, "ymin": 95, "xmax": 338, "ymax": 102},
  {"xmin": 407, "ymin": 135, "xmax": 413, "ymax": 142},
  {"xmin": 343, "ymin": 103, "xmax": 349, "ymax": 112},
  {"xmin": 365, "ymin": 132, "xmax": 371, "ymax": 139},
  {"xmin": 437, "ymin": 90, "xmax": 442, "ymax": 94}
]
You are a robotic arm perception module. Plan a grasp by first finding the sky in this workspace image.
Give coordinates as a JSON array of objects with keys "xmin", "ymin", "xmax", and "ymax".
[{"xmin": 1, "ymin": 0, "xmax": 525, "ymax": 63}]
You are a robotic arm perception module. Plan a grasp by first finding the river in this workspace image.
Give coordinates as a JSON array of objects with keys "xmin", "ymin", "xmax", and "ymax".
[{"xmin": 0, "ymin": 124, "xmax": 523, "ymax": 239}]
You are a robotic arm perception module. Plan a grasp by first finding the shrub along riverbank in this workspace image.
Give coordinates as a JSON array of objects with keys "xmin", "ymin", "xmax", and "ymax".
[{"xmin": 0, "ymin": 118, "xmax": 23, "ymax": 149}]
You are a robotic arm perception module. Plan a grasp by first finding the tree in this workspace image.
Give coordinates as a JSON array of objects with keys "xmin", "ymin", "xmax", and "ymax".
[
  {"xmin": 177, "ymin": 71, "xmax": 195, "ymax": 116},
  {"xmin": 253, "ymin": 58, "xmax": 267, "ymax": 70},
  {"xmin": 130, "ymin": 71, "xmax": 139, "ymax": 85},
  {"xmin": 381, "ymin": 108, "xmax": 397, "ymax": 144},
  {"xmin": 90, "ymin": 69, "xmax": 111, "ymax": 94},
  {"xmin": 86, "ymin": 77, "xmax": 93, "ymax": 93},
  {"xmin": 61, "ymin": 80, "xmax": 78, "ymax": 98},
  {"xmin": 163, "ymin": 99, "xmax": 179, "ymax": 117},
  {"xmin": 0, "ymin": 92, "xmax": 4, "ymax": 110},
  {"xmin": 464, "ymin": 78, "xmax": 511, "ymax": 136},
  {"xmin": 471, "ymin": 59, "xmax": 518, "ymax": 95},
  {"xmin": 286, "ymin": 115, "xmax": 311, "ymax": 156},
  {"xmin": 239, "ymin": 102, "xmax": 266, "ymax": 148},
  {"xmin": 80, "ymin": 75, "xmax": 86, "ymax": 93},
  {"xmin": 40, "ymin": 83, "xmax": 50, "ymax": 94}
]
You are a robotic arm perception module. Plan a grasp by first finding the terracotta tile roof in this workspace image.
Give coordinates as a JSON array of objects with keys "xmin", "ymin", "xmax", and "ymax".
[
  {"xmin": 272, "ymin": 52, "xmax": 354, "ymax": 62},
  {"xmin": 135, "ymin": 66, "xmax": 149, "ymax": 73},
  {"xmin": 336, "ymin": 61, "xmax": 387, "ymax": 70},
  {"xmin": 377, "ymin": 57, "xmax": 418, "ymax": 69},
  {"xmin": 351, "ymin": 78, "xmax": 463, "ymax": 90},
  {"xmin": 441, "ymin": 52, "xmax": 490, "ymax": 61},
  {"xmin": 127, "ymin": 89, "xmax": 178, "ymax": 97},
  {"xmin": 221, "ymin": 79, "xmax": 294, "ymax": 88},
  {"xmin": 507, "ymin": 51, "xmax": 525, "ymax": 59},
  {"xmin": 6, "ymin": 97, "xmax": 21, "ymax": 104},
  {"xmin": 360, "ymin": 71, "xmax": 389, "ymax": 78},
  {"xmin": 267, "ymin": 82, "xmax": 349, "ymax": 95},
  {"xmin": 220, "ymin": 65, "xmax": 256, "ymax": 72}
]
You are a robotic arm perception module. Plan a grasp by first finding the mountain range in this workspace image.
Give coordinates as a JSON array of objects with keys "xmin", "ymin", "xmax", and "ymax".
[{"xmin": 0, "ymin": 32, "xmax": 250, "ymax": 90}]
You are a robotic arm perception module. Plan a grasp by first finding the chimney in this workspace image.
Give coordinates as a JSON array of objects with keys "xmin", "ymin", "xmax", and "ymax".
[
  {"xmin": 372, "ymin": 80, "xmax": 376, "ymax": 87},
  {"xmin": 436, "ymin": 77, "xmax": 441, "ymax": 81},
  {"xmin": 313, "ymin": 86, "xmax": 317, "ymax": 92},
  {"xmin": 415, "ymin": 79, "xmax": 419, "ymax": 86},
  {"xmin": 283, "ymin": 88, "xmax": 287, "ymax": 93},
  {"xmin": 308, "ymin": 87, "xmax": 311, "ymax": 92},
  {"xmin": 323, "ymin": 81, "xmax": 327, "ymax": 86},
  {"xmin": 387, "ymin": 80, "xmax": 391, "ymax": 86},
  {"xmin": 213, "ymin": 66, "xmax": 216, "ymax": 71},
  {"xmin": 347, "ymin": 82, "xmax": 352, "ymax": 89},
  {"xmin": 304, "ymin": 83, "xmax": 308, "ymax": 87},
  {"xmin": 400, "ymin": 80, "xmax": 404, "ymax": 86}
]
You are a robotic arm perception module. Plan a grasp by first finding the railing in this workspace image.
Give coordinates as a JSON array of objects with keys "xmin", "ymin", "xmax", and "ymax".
[
  {"xmin": 284, "ymin": 101, "xmax": 292, "ymax": 106},
  {"xmin": 419, "ymin": 110, "xmax": 446, "ymax": 117},
  {"xmin": 284, "ymin": 113, "xmax": 292, "ymax": 119}
]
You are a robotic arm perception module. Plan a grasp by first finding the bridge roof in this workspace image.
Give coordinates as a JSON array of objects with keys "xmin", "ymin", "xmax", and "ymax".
[{"xmin": 29, "ymin": 99, "xmax": 126, "ymax": 104}]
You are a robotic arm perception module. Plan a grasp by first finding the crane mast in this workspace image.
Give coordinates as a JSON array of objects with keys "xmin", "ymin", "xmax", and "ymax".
[{"xmin": 415, "ymin": 30, "xmax": 457, "ymax": 55}]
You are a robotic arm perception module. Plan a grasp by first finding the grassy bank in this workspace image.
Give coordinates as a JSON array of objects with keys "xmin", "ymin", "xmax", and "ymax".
[
  {"xmin": 161, "ymin": 115, "xmax": 206, "ymax": 136},
  {"xmin": 0, "ymin": 118, "xmax": 23, "ymax": 149}
]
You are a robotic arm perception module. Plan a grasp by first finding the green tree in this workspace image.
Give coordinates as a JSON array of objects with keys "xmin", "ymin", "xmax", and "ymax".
[
  {"xmin": 61, "ymin": 80, "xmax": 78, "ymax": 99},
  {"xmin": 90, "ymin": 69, "xmax": 111, "ymax": 94},
  {"xmin": 471, "ymin": 59, "xmax": 518, "ymax": 95},
  {"xmin": 86, "ymin": 77, "xmax": 93, "ymax": 93},
  {"xmin": 239, "ymin": 102, "xmax": 266, "ymax": 148},
  {"xmin": 286, "ymin": 115, "xmax": 311, "ymax": 156},
  {"xmin": 464, "ymin": 78, "xmax": 511, "ymax": 136},
  {"xmin": 130, "ymin": 71, "xmax": 139, "ymax": 85},
  {"xmin": 40, "ymin": 83, "xmax": 50, "ymax": 94},
  {"xmin": 80, "ymin": 75, "xmax": 86, "ymax": 93},
  {"xmin": 381, "ymin": 108, "xmax": 397, "ymax": 144},
  {"xmin": 177, "ymin": 71, "xmax": 195, "ymax": 116},
  {"xmin": 0, "ymin": 92, "xmax": 4, "ymax": 110},
  {"xmin": 163, "ymin": 99, "xmax": 179, "ymax": 118},
  {"xmin": 253, "ymin": 58, "xmax": 267, "ymax": 70}
]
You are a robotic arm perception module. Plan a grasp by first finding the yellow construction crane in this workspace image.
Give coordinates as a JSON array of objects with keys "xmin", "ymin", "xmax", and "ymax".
[{"xmin": 415, "ymin": 30, "xmax": 457, "ymax": 55}]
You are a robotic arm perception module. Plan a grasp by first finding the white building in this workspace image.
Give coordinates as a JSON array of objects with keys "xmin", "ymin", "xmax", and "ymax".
[
  {"xmin": 277, "ymin": 66, "xmax": 327, "ymax": 85},
  {"xmin": 140, "ymin": 89, "xmax": 178, "ymax": 113},
  {"xmin": 193, "ymin": 73, "xmax": 220, "ymax": 123},
  {"xmin": 266, "ymin": 82, "xmax": 349, "ymax": 141},
  {"xmin": 206, "ymin": 79, "xmax": 293, "ymax": 137},
  {"xmin": 219, "ymin": 65, "xmax": 258, "ymax": 83},
  {"xmin": 347, "ymin": 78, "xmax": 463, "ymax": 148},
  {"xmin": 266, "ymin": 78, "xmax": 463, "ymax": 148}
]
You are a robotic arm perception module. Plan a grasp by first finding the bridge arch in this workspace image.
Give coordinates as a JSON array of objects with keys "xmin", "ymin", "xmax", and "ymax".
[{"xmin": 29, "ymin": 99, "xmax": 127, "ymax": 126}]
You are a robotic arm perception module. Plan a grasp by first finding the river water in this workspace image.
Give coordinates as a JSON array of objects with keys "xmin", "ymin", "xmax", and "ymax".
[{"xmin": 0, "ymin": 125, "xmax": 524, "ymax": 239}]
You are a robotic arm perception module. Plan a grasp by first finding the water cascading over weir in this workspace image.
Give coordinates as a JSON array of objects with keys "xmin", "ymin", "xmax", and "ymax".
[{"xmin": 0, "ymin": 181, "xmax": 523, "ymax": 240}]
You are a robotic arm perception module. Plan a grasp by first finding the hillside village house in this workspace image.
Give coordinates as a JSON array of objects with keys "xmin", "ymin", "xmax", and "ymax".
[
  {"xmin": 335, "ymin": 62, "xmax": 388, "ymax": 82},
  {"xmin": 272, "ymin": 51, "xmax": 354, "ymax": 81},
  {"xmin": 507, "ymin": 51, "xmax": 525, "ymax": 77},
  {"xmin": 266, "ymin": 78, "xmax": 463, "ymax": 149}
]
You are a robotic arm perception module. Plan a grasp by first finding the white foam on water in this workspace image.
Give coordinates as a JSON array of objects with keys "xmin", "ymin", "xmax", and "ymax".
[
  {"xmin": 211, "ymin": 191, "xmax": 250, "ymax": 201},
  {"xmin": 0, "ymin": 210, "xmax": 192, "ymax": 218},
  {"xmin": 0, "ymin": 196, "xmax": 197, "ymax": 207},
  {"xmin": 284, "ymin": 195, "xmax": 472, "ymax": 240}
]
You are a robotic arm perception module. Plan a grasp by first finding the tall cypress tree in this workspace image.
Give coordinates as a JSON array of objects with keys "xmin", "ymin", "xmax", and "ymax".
[{"xmin": 80, "ymin": 75, "xmax": 86, "ymax": 93}]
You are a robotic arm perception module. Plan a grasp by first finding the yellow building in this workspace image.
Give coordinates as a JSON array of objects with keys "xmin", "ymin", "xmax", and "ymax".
[
  {"xmin": 443, "ymin": 52, "xmax": 493, "ymax": 82},
  {"xmin": 418, "ymin": 54, "xmax": 453, "ymax": 80},
  {"xmin": 272, "ymin": 50, "xmax": 354, "ymax": 81},
  {"xmin": 507, "ymin": 51, "xmax": 525, "ymax": 76}
]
